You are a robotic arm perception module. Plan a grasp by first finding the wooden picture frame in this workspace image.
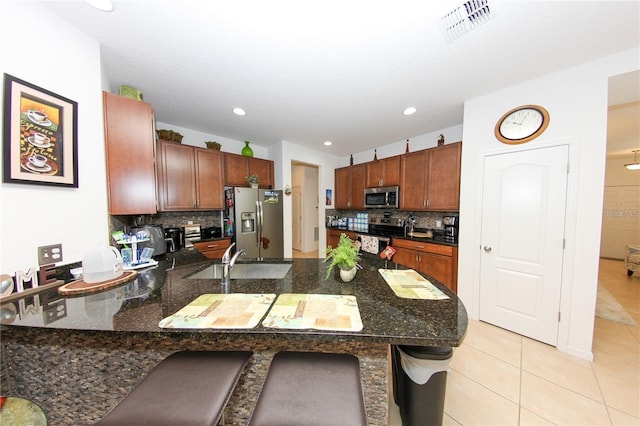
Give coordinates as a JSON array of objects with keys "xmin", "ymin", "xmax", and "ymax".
[{"xmin": 3, "ymin": 74, "xmax": 78, "ymax": 187}]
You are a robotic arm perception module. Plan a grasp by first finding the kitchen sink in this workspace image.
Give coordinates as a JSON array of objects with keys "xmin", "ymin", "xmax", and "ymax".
[{"xmin": 189, "ymin": 263, "xmax": 292, "ymax": 280}]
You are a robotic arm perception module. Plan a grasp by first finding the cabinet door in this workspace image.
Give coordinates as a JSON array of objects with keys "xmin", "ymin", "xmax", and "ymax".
[
  {"xmin": 250, "ymin": 157, "xmax": 274, "ymax": 188},
  {"xmin": 223, "ymin": 153, "xmax": 250, "ymax": 186},
  {"xmin": 157, "ymin": 141, "xmax": 196, "ymax": 211},
  {"xmin": 427, "ymin": 142, "xmax": 461, "ymax": 210},
  {"xmin": 418, "ymin": 252, "xmax": 454, "ymax": 290},
  {"xmin": 400, "ymin": 150, "xmax": 428, "ymax": 210},
  {"xmin": 393, "ymin": 247, "xmax": 418, "ymax": 270},
  {"xmin": 103, "ymin": 92, "xmax": 157, "ymax": 215},
  {"xmin": 381, "ymin": 156, "xmax": 401, "ymax": 186},
  {"xmin": 350, "ymin": 164, "xmax": 366, "ymax": 209},
  {"xmin": 194, "ymin": 148, "xmax": 224, "ymax": 209},
  {"xmin": 334, "ymin": 167, "xmax": 351, "ymax": 209},
  {"xmin": 365, "ymin": 161, "xmax": 383, "ymax": 188}
]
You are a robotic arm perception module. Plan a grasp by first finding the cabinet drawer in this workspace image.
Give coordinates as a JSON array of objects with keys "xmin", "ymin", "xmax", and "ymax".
[
  {"xmin": 391, "ymin": 239, "xmax": 453, "ymax": 256},
  {"xmin": 193, "ymin": 239, "xmax": 231, "ymax": 258}
]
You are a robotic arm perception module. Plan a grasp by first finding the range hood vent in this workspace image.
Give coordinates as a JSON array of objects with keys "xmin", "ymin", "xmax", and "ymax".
[{"xmin": 440, "ymin": 0, "xmax": 496, "ymax": 42}]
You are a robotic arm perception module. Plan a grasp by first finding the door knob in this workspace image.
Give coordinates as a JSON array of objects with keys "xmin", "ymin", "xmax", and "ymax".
[{"xmin": 483, "ymin": 246, "xmax": 492, "ymax": 252}]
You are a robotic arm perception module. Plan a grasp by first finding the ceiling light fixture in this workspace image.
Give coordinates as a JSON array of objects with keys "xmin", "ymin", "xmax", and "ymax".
[
  {"xmin": 624, "ymin": 149, "xmax": 640, "ymax": 170},
  {"xmin": 232, "ymin": 107, "xmax": 246, "ymax": 116},
  {"xmin": 83, "ymin": 0, "xmax": 114, "ymax": 12},
  {"xmin": 403, "ymin": 107, "xmax": 417, "ymax": 116},
  {"xmin": 324, "ymin": 141, "xmax": 332, "ymax": 146}
]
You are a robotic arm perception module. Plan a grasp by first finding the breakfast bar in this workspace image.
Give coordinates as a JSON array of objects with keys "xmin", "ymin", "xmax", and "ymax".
[{"xmin": 0, "ymin": 252, "xmax": 467, "ymax": 425}]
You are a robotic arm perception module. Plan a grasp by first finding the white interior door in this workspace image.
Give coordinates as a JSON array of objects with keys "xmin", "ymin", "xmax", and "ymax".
[
  {"xmin": 292, "ymin": 186, "xmax": 303, "ymax": 251},
  {"xmin": 479, "ymin": 145, "xmax": 568, "ymax": 345}
]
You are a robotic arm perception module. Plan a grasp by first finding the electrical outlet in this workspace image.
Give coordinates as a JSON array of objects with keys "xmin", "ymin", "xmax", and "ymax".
[{"xmin": 38, "ymin": 244, "xmax": 63, "ymax": 265}]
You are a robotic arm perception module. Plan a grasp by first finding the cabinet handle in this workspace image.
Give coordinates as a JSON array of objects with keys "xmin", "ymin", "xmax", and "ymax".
[
  {"xmin": 207, "ymin": 244, "xmax": 219, "ymax": 248},
  {"xmin": 483, "ymin": 246, "xmax": 492, "ymax": 253}
]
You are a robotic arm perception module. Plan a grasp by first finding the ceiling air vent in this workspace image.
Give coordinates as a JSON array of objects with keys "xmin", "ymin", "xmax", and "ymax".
[{"xmin": 440, "ymin": 0, "xmax": 496, "ymax": 42}]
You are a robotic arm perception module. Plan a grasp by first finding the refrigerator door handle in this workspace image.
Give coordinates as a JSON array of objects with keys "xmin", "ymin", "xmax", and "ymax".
[{"xmin": 256, "ymin": 200, "xmax": 263, "ymax": 247}]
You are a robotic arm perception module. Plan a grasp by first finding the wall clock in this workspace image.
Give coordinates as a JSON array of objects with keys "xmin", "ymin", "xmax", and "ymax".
[{"xmin": 494, "ymin": 104, "xmax": 550, "ymax": 144}]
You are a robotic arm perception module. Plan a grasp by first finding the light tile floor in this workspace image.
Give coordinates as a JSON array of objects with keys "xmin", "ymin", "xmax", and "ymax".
[{"xmin": 389, "ymin": 258, "xmax": 640, "ymax": 425}]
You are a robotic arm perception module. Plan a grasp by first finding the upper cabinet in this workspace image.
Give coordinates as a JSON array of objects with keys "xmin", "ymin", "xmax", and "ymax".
[
  {"xmin": 223, "ymin": 153, "xmax": 274, "ymax": 188},
  {"xmin": 103, "ymin": 92, "xmax": 157, "ymax": 215},
  {"xmin": 156, "ymin": 140, "xmax": 224, "ymax": 211},
  {"xmin": 334, "ymin": 163, "xmax": 365, "ymax": 210},
  {"xmin": 400, "ymin": 142, "xmax": 461, "ymax": 211},
  {"xmin": 365, "ymin": 155, "xmax": 400, "ymax": 188}
]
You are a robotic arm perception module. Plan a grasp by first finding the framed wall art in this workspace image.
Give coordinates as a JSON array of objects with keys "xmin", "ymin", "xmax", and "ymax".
[{"xmin": 3, "ymin": 74, "xmax": 78, "ymax": 187}]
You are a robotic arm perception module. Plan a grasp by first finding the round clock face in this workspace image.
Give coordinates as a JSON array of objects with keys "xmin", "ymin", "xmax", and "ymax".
[{"xmin": 495, "ymin": 105, "xmax": 550, "ymax": 144}]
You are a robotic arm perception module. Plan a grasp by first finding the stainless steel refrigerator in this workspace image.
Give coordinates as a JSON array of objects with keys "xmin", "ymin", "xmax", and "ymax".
[{"xmin": 225, "ymin": 187, "xmax": 284, "ymax": 259}]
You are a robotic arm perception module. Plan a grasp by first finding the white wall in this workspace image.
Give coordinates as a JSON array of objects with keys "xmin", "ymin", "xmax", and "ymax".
[
  {"xmin": 458, "ymin": 48, "xmax": 640, "ymax": 360},
  {"xmin": 155, "ymin": 121, "xmax": 268, "ymax": 159},
  {"xmin": 345, "ymin": 124, "xmax": 463, "ymax": 167},
  {"xmin": 0, "ymin": 2, "xmax": 108, "ymax": 273},
  {"xmin": 277, "ymin": 141, "xmax": 342, "ymax": 258}
]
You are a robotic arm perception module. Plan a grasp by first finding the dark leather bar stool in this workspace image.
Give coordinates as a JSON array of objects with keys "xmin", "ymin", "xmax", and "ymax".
[
  {"xmin": 249, "ymin": 351, "xmax": 368, "ymax": 426},
  {"xmin": 80, "ymin": 351, "xmax": 252, "ymax": 426}
]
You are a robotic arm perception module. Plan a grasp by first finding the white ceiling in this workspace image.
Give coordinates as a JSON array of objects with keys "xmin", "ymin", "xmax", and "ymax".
[{"xmin": 42, "ymin": 0, "xmax": 640, "ymax": 156}]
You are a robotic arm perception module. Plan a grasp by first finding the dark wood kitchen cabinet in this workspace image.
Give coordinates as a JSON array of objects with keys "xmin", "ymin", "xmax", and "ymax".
[
  {"xmin": 223, "ymin": 153, "xmax": 274, "ymax": 188},
  {"xmin": 334, "ymin": 164, "xmax": 365, "ymax": 210},
  {"xmin": 392, "ymin": 238, "xmax": 458, "ymax": 293},
  {"xmin": 400, "ymin": 142, "xmax": 461, "ymax": 211},
  {"xmin": 103, "ymin": 92, "xmax": 157, "ymax": 215},
  {"xmin": 326, "ymin": 228, "xmax": 356, "ymax": 248},
  {"xmin": 156, "ymin": 140, "xmax": 224, "ymax": 211},
  {"xmin": 365, "ymin": 155, "xmax": 400, "ymax": 188}
]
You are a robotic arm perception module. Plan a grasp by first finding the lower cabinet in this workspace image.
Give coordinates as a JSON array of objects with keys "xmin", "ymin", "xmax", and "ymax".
[
  {"xmin": 392, "ymin": 239, "xmax": 458, "ymax": 293},
  {"xmin": 326, "ymin": 229, "xmax": 356, "ymax": 248},
  {"xmin": 193, "ymin": 239, "xmax": 232, "ymax": 259}
]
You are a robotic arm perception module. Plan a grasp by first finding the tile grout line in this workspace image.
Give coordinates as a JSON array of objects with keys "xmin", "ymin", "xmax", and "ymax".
[{"xmin": 517, "ymin": 335, "xmax": 523, "ymax": 425}]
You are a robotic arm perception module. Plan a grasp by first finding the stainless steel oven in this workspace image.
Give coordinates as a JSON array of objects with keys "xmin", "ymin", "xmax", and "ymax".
[{"xmin": 356, "ymin": 234, "xmax": 391, "ymax": 257}]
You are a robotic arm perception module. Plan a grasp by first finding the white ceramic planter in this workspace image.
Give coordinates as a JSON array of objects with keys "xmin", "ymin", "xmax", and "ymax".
[{"xmin": 339, "ymin": 267, "xmax": 357, "ymax": 283}]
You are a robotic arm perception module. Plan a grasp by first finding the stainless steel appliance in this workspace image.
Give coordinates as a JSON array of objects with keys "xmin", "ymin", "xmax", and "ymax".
[
  {"xmin": 182, "ymin": 224, "xmax": 201, "ymax": 248},
  {"xmin": 225, "ymin": 187, "xmax": 284, "ymax": 260},
  {"xmin": 164, "ymin": 227, "xmax": 182, "ymax": 253},
  {"xmin": 442, "ymin": 215, "xmax": 459, "ymax": 244},
  {"xmin": 364, "ymin": 186, "xmax": 399, "ymax": 209},
  {"xmin": 202, "ymin": 226, "xmax": 222, "ymax": 240},
  {"xmin": 130, "ymin": 224, "xmax": 167, "ymax": 257}
]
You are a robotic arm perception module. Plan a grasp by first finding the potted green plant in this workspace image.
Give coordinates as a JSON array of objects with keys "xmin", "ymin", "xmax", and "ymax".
[
  {"xmin": 246, "ymin": 174, "xmax": 259, "ymax": 188},
  {"xmin": 323, "ymin": 233, "xmax": 361, "ymax": 281}
]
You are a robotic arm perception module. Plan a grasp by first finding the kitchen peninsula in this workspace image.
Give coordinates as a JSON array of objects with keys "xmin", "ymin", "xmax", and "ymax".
[{"xmin": 0, "ymin": 252, "xmax": 467, "ymax": 425}]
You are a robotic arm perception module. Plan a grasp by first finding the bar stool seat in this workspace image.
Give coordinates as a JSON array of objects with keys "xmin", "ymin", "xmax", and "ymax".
[
  {"xmin": 85, "ymin": 351, "xmax": 252, "ymax": 426},
  {"xmin": 249, "ymin": 351, "xmax": 368, "ymax": 426}
]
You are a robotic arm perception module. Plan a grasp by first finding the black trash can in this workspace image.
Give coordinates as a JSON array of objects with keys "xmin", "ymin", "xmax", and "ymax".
[{"xmin": 392, "ymin": 344, "xmax": 453, "ymax": 426}]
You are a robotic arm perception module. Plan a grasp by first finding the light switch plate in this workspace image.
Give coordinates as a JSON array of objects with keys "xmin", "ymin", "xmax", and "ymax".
[{"xmin": 38, "ymin": 244, "xmax": 63, "ymax": 265}]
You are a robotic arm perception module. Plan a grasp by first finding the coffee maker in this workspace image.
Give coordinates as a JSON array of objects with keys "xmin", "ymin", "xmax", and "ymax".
[{"xmin": 442, "ymin": 215, "xmax": 459, "ymax": 244}]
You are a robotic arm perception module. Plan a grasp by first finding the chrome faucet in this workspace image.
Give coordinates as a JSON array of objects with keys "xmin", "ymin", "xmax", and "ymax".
[{"xmin": 221, "ymin": 243, "xmax": 246, "ymax": 285}]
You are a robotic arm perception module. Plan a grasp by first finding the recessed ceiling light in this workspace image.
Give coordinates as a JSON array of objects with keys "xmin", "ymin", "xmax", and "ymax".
[
  {"xmin": 403, "ymin": 107, "xmax": 417, "ymax": 116},
  {"xmin": 83, "ymin": 0, "xmax": 114, "ymax": 12},
  {"xmin": 324, "ymin": 141, "xmax": 332, "ymax": 146},
  {"xmin": 233, "ymin": 107, "xmax": 246, "ymax": 116}
]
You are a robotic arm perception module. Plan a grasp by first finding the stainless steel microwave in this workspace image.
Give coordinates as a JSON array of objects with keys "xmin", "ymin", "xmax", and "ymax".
[{"xmin": 364, "ymin": 186, "xmax": 399, "ymax": 209}]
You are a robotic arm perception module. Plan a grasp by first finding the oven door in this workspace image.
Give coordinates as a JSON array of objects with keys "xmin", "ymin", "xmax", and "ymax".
[{"xmin": 356, "ymin": 234, "xmax": 390, "ymax": 257}]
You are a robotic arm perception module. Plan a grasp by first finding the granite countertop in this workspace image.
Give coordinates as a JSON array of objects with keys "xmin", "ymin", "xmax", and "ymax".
[{"xmin": 1, "ymin": 250, "xmax": 467, "ymax": 347}]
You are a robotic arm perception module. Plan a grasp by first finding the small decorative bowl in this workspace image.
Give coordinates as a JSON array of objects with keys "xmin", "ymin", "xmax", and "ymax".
[{"xmin": 205, "ymin": 141, "xmax": 221, "ymax": 150}]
